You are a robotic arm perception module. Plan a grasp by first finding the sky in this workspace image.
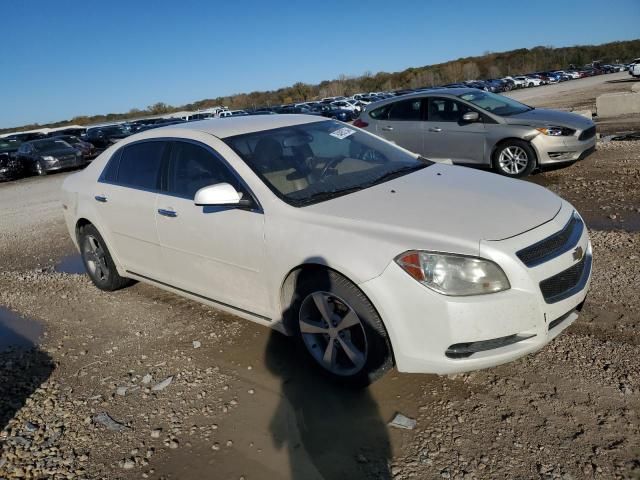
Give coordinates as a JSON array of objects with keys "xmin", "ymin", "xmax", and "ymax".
[{"xmin": 1, "ymin": 0, "xmax": 638, "ymax": 128}]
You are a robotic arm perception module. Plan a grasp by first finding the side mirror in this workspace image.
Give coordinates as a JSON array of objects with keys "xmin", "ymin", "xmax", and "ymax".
[
  {"xmin": 462, "ymin": 111, "xmax": 480, "ymax": 123},
  {"xmin": 194, "ymin": 183, "xmax": 250, "ymax": 207}
]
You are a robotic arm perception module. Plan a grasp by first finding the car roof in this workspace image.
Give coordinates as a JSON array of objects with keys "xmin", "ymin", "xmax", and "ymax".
[{"xmin": 150, "ymin": 114, "xmax": 326, "ymax": 139}]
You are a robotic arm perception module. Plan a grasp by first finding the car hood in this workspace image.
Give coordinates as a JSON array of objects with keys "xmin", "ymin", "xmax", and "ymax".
[
  {"xmin": 306, "ymin": 164, "xmax": 561, "ymax": 245},
  {"xmin": 504, "ymin": 108, "xmax": 593, "ymax": 130}
]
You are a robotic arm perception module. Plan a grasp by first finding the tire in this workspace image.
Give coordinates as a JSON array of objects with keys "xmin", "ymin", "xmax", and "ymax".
[
  {"xmin": 289, "ymin": 269, "xmax": 393, "ymax": 387},
  {"xmin": 35, "ymin": 161, "xmax": 47, "ymax": 176},
  {"xmin": 528, "ymin": 83, "xmax": 534, "ymax": 88},
  {"xmin": 78, "ymin": 224, "xmax": 134, "ymax": 291},
  {"xmin": 493, "ymin": 140, "xmax": 537, "ymax": 178}
]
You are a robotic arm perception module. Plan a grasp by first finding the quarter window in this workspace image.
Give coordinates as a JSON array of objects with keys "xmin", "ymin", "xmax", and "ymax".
[
  {"xmin": 166, "ymin": 141, "xmax": 238, "ymax": 199},
  {"xmin": 387, "ymin": 99, "xmax": 423, "ymax": 121},
  {"xmin": 116, "ymin": 141, "xmax": 166, "ymax": 190}
]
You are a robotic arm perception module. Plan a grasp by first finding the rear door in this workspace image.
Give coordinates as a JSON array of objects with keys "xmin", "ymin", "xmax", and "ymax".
[
  {"xmin": 94, "ymin": 140, "xmax": 167, "ymax": 276},
  {"xmin": 423, "ymin": 97, "xmax": 486, "ymax": 164},
  {"xmin": 372, "ymin": 98, "xmax": 425, "ymax": 155},
  {"xmin": 154, "ymin": 140, "xmax": 269, "ymax": 317}
]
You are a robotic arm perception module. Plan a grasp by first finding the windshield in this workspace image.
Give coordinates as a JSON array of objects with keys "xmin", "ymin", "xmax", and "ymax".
[
  {"xmin": 458, "ymin": 91, "xmax": 531, "ymax": 116},
  {"xmin": 224, "ymin": 120, "xmax": 431, "ymax": 206},
  {"xmin": 31, "ymin": 139, "xmax": 72, "ymax": 152}
]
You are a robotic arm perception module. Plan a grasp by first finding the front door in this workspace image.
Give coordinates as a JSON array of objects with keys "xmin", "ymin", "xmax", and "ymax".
[
  {"xmin": 155, "ymin": 140, "xmax": 269, "ymax": 317},
  {"xmin": 424, "ymin": 97, "xmax": 486, "ymax": 164}
]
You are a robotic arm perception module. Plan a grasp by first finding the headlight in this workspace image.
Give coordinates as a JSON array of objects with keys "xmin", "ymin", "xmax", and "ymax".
[
  {"xmin": 536, "ymin": 126, "xmax": 575, "ymax": 136},
  {"xmin": 395, "ymin": 251, "xmax": 510, "ymax": 296},
  {"xmin": 41, "ymin": 155, "xmax": 56, "ymax": 162}
]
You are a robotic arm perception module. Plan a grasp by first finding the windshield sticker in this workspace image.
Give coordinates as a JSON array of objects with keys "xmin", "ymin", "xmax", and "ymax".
[{"xmin": 330, "ymin": 127, "xmax": 356, "ymax": 140}]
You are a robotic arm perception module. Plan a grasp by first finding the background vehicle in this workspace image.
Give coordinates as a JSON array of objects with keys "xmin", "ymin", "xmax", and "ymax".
[
  {"xmin": 356, "ymin": 88, "xmax": 596, "ymax": 178},
  {"xmin": 0, "ymin": 138, "xmax": 23, "ymax": 180},
  {"xmin": 629, "ymin": 59, "xmax": 640, "ymax": 78},
  {"xmin": 16, "ymin": 138, "xmax": 83, "ymax": 175},
  {"xmin": 84, "ymin": 124, "xmax": 131, "ymax": 149},
  {"xmin": 52, "ymin": 134, "xmax": 97, "ymax": 161}
]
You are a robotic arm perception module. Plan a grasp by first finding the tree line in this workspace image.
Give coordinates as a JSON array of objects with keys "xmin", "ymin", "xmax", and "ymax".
[{"xmin": 2, "ymin": 38, "xmax": 638, "ymax": 134}]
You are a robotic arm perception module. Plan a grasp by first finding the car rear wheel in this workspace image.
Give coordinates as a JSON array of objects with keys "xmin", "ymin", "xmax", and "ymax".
[
  {"xmin": 79, "ymin": 224, "xmax": 134, "ymax": 291},
  {"xmin": 291, "ymin": 270, "xmax": 393, "ymax": 387},
  {"xmin": 493, "ymin": 140, "xmax": 536, "ymax": 178}
]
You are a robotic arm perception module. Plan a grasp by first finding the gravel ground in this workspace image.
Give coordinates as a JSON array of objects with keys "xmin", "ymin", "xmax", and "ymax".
[{"xmin": 1, "ymin": 144, "xmax": 639, "ymax": 478}]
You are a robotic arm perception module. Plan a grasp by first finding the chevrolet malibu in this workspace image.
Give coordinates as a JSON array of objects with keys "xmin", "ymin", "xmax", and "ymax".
[{"xmin": 61, "ymin": 115, "xmax": 592, "ymax": 385}]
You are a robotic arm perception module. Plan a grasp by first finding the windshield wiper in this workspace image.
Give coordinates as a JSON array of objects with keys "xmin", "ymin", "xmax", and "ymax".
[
  {"xmin": 369, "ymin": 163, "xmax": 428, "ymax": 185},
  {"xmin": 294, "ymin": 185, "xmax": 369, "ymax": 206}
]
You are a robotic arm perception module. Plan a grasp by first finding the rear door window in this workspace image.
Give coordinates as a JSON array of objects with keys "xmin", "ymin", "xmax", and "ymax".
[
  {"xmin": 116, "ymin": 141, "xmax": 167, "ymax": 190},
  {"xmin": 387, "ymin": 99, "xmax": 424, "ymax": 121}
]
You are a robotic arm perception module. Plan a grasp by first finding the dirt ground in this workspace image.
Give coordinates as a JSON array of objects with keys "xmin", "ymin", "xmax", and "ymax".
[{"xmin": 1, "ymin": 76, "xmax": 640, "ymax": 480}]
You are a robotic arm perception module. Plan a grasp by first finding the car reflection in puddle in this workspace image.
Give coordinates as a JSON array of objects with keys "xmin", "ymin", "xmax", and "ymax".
[
  {"xmin": 0, "ymin": 307, "xmax": 44, "ymax": 351},
  {"xmin": 55, "ymin": 254, "xmax": 86, "ymax": 275}
]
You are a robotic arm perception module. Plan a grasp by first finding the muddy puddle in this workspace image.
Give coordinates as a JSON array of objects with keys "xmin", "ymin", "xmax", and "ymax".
[
  {"xmin": 0, "ymin": 307, "xmax": 44, "ymax": 351},
  {"xmin": 55, "ymin": 254, "xmax": 86, "ymax": 274}
]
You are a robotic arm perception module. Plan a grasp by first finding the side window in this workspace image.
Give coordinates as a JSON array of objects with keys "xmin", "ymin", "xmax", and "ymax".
[
  {"xmin": 428, "ymin": 98, "xmax": 475, "ymax": 123},
  {"xmin": 369, "ymin": 104, "xmax": 390, "ymax": 120},
  {"xmin": 100, "ymin": 149, "xmax": 121, "ymax": 183},
  {"xmin": 387, "ymin": 99, "xmax": 423, "ymax": 121},
  {"xmin": 116, "ymin": 141, "xmax": 166, "ymax": 190},
  {"xmin": 166, "ymin": 141, "xmax": 238, "ymax": 199}
]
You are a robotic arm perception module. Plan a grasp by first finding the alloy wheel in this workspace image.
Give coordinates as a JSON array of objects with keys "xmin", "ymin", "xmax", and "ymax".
[
  {"xmin": 498, "ymin": 146, "xmax": 529, "ymax": 175},
  {"xmin": 83, "ymin": 235, "xmax": 110, "ymax": 282},
  {"xmin": 298, "ymin": 291, "xmax": 368, "ymax": 376},
  {"xmin": 36, "ymin": 162, "xmax": 44, "ymax": 175}
]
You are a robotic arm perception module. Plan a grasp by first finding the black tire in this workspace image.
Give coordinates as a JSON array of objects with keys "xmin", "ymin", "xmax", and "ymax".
[
  {"xmin": 288, "ymin": 269, "xmax": 393, "ymax": 387},
  {"xmin": 35, "ymin": 161, "xmax": 47, "ymax": 176},
  {"xmin": 493, "ymin": 139, "xmax": 537, "ymax": 178},
  {"xmin": 78, "ymin": 224, "xmax": 134, "ymax": 291}
]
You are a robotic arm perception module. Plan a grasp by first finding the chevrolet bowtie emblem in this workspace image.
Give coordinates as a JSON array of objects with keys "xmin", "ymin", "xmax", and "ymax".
[{"xmin": 573, "ymin": 246, "xmax": 584, "ymax": 262}]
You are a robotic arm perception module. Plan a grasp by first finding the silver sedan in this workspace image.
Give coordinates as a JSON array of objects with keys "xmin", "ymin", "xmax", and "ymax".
[{"xmin": 354, "ymin": 88, "xmax": 596, "ymax": 177}]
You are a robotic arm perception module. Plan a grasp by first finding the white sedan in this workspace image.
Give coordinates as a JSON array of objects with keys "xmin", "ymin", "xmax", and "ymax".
[{"xmin": 61, "ymin": 115, "xmax": 591, "ymax": 385}]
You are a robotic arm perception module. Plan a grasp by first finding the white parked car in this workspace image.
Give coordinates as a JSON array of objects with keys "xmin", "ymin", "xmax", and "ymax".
[
  {"xmin": 61, "ymin": 115, "xmax": 592, "ymax": 385},
  {"xmin": 330, "ymin": 100, "xmax": 359, "ymax": 112},
  {"xmin": 503, "ymin": 76, "xmax": 526, "ymax": 89},
  {"xmin": 514, "ymin": 76, "xmax": 542, "ymax": 87}
]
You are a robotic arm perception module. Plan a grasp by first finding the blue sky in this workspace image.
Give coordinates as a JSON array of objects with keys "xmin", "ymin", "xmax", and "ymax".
[{"xmin": 1, "ymin": 0, "xmax": 638, "ymax": 128}]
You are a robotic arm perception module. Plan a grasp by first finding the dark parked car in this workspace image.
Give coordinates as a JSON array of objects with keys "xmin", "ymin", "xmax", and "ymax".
[
  {"xmin": 84, "ymin": 124, "xmax": 130, "ymax": 149},
  {"xmin": 50, "ymin": 127, "xmax": 86, "ymax": 137},
  {"xmin": 5, "ymin": 132, "xmax": 47, "ymax": 142},
  {"xmin": 15, "ymin": 138, "xmax": 84, "ymax": 176},
  {"xmin": 53, "ymin": 135, "xmax": 97, "ymax": 161},
  {"xmin": 0, "ymin": 138, "xmax": 23, "ymax": 180},
  {"xmin": 312, "ymin": 105, "xmax": 357, "ymax": 122}
]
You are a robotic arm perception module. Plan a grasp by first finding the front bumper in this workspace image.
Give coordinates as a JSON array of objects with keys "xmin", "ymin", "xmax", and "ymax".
[
  {"xmin": 532, "ymin": 132, "xmax": 597, "ymax": 165},
  {"xmin": 359, "ymin": 204, "xmax": 591, "ymax": 374}
]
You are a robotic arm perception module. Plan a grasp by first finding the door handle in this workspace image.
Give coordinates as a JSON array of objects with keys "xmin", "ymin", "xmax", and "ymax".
[
  {"xmin": 428, "ymin": 127, "xmax": 442, "ymax": 132},
  {"xmin": 157, "ymin": 208, "xmax": 177, "ymax": 218},
  {"xmin": 94, "ymin": 195, "xmax": 107, "ymax": 203},
  {"xmin": 381, "ymin": 126, "xmax": 394, "ymax": 131}
]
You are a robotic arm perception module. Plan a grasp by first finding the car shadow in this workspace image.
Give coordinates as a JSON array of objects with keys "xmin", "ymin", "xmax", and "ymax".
[
  {"xmin": 0, "ymin": 312, "xmax": 55, "ymax": 432},
  {"xmin": 265, "ymin": 264, "xmax": 392, "ymax": 479}
]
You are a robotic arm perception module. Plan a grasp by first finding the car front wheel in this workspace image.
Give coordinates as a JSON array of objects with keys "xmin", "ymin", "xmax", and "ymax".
[
  {"xmin": 493, "ymin": 140, "xmax": 536, "ymax": 178},
  {"xmin": 291, "ymin": 270, "xmax": 393, "ymax": 387},
  {"xmin": 35, "ymin": 161, "xmax": 47, "ymax": 176}
]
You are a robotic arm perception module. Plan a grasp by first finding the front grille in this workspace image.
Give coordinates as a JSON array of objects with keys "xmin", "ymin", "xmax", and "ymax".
[
  {"xmin": 578, "ymin": 126, "xmax": 596, "ymax": 141},
  {"xmin": 539, "ymin": 254, "xmax": 591, "ymax": 304},
  {"xmin": 516, "ymin": 214, "xmax": 583, "ymax": 267}
]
